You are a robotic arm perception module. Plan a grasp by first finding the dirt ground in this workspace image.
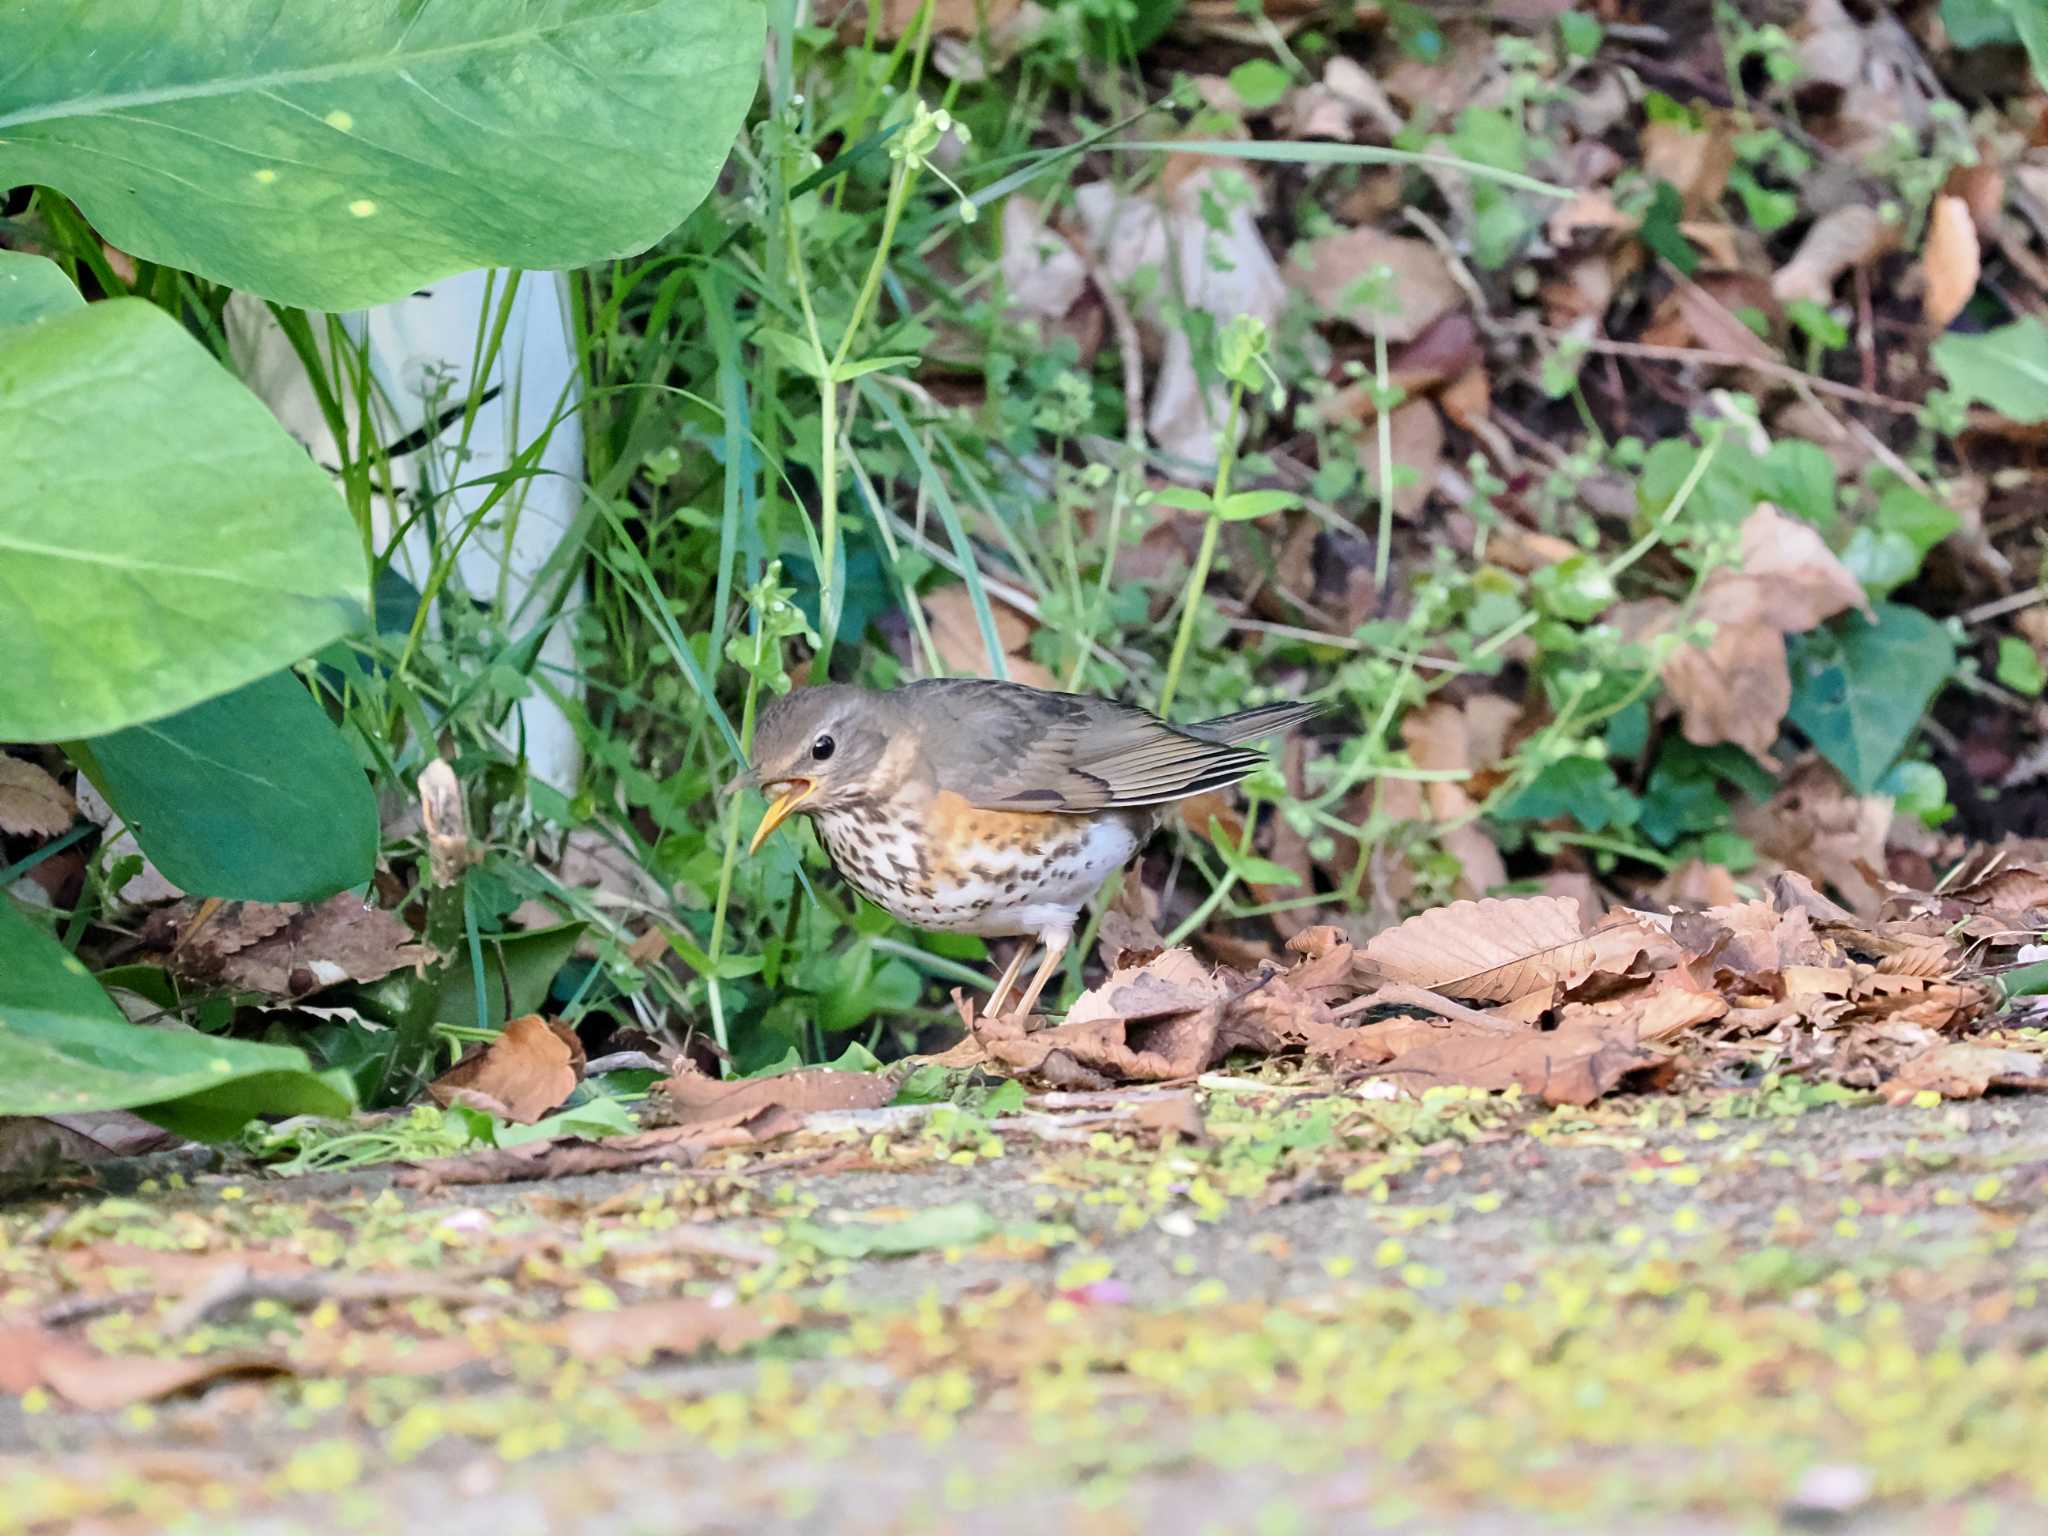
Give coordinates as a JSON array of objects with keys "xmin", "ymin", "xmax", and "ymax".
[{"xmin": 4, "ymin": 1081, "xmax": 2047, "ymax": 1535}]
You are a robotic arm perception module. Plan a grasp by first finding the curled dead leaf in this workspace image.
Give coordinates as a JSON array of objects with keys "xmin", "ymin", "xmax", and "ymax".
[
  {"xmin": 661, "ymin": 1066, "xmax": 896, "ymax": 1130},
  {"xmin": 428, "ymin": 1013, "xmax": 583, "ymax": 1124},
  {"xmin": 1923, "ymin": 194, "xmax": 1980, "ymax": 333},
  {"xmin": 0, "ymin": 757, "xmax": 74, "ymax": 837},
  {"xmin": 1773, "ymin": 205, "xmax": 1892, "ymax": 307}
]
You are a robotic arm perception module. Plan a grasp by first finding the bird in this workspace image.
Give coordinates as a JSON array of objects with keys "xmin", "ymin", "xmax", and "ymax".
[{"xmin": 742, "ymin": 677, "xmax": 1317, "ymax": 1024}]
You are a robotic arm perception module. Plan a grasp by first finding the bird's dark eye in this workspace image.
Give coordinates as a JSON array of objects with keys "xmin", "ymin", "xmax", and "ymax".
[{"xmin": 811, "ymin": 733, "xmax": 836, "ymax": 762}]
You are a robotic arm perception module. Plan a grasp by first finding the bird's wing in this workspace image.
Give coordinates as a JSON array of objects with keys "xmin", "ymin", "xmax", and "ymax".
[{"xmin": 903, "ymin": 679, "xmax": 1268, "ymax": 812}]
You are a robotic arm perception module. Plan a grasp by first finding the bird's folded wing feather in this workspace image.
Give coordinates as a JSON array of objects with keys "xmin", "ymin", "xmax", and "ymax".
[{"xmin": 905, "ymin": 679, "xmax": 1266, "ymax": 811}]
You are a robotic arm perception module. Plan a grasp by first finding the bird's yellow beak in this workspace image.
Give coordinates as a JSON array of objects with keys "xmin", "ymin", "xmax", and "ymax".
[{"xmin": 748, "ymin": 779, "xmax": 815, "ymax": 855}]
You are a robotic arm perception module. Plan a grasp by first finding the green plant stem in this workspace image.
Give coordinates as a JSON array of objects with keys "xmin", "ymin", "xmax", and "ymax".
[
  {"xmin": 373, "ymin": 872, "xmax": 468, "ymax": 1107},
  {"xmin": 1372, "ymin": 321, "xmax": 1394, "ymax": 591},
  {"xmin": 804, "ymin": 140, "xmax": 921, "ymax": 677},
  {"xmin": 1156, "ymin": 382, "xmax": 1245, "ymax": 718},
  {"xmin": 703, "ymin": 665, "xmax": 765, "ymax": 1058}
]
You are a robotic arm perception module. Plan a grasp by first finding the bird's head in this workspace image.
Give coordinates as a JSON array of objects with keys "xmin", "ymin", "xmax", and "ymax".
[{"xmin": 743, "ymin": 685, "xmax": 897, "ymax": 853}]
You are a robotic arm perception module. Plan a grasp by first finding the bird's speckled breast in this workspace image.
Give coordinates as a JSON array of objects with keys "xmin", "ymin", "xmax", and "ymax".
[{"xmin": 810, "ymin": 789, "xmax": 1149, "ymax": 939}]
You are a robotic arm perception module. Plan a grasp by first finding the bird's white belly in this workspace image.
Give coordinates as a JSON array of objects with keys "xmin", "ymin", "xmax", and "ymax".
[{"xmin": 813, "ymin": 810, "xmax": 1139, "ymax": 939}]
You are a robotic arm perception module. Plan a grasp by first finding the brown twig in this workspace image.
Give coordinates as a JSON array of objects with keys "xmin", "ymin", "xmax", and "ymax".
[
  {"xmin": 1331, "ymin": 985, "xmax": 1522, "ymax": 1034},
  {"xmin": 1529, "ymin": 328, "xmax": 1924, "ymax": 414}
]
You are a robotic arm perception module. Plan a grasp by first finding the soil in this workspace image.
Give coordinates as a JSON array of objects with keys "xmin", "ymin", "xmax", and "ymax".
[{"xmin": 4, "ymin": 1083, "xmax": 2047, "ymax": 1534}]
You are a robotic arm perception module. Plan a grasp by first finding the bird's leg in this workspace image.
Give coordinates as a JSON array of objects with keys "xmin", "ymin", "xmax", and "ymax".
[
  {"xmin": 983, "ymin": 942, "xmax": 1031, "ymax": 1020},
  {"xmin": 1006, "ymin": 930, "xmax": 1071, "ymax": 1023}
]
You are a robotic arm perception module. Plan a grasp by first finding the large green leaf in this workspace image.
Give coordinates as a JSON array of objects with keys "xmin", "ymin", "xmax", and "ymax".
[
  {"xmin": 1932, "ymin": 316, "xmax": 2048, "ymax": 423},
  {"xmin": 76, "ymin": 670, "xmax": 376, "ymax": 902},
  {"xmin": 434, "ymin": 922, "xmax": 588, "ymax": 1030},
  {"xmin": 0, "ymin": 0, "xmax": 766, "ymax": 310},
  {"xmin": 1787, "ymin": 605, "xmax": 1956, "ymax": 794},
  {"xmin": 0, "ymin": 899, "xmax": 354, "ymax": 1139},
  {"xmin": 0, "ymin": 251, "xmax": 85, "ymax": 328},
  {"xmin": 0, "ymin": 298, "xmax": 366, "ymax": 742}
]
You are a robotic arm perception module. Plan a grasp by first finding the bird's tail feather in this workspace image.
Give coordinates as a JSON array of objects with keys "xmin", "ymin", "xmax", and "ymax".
[{"xmin": 1185, "ymin": 701, "xmax": 1319, "ymax": 745}]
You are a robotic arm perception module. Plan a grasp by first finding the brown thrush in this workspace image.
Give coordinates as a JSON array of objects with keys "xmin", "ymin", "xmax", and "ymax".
[{"xmin": 744, "ymin": 678, "xmax": 1316, "ymax": 1022}]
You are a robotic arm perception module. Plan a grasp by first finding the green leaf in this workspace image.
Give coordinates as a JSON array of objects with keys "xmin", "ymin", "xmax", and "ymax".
[
  {"xmin": 75, "ymin": 670, "xmax": 375, "ymax": 902},
  {"xmin": 1944, "ymin": 0, "xmax": 2021, "ymax": 47},
  {"xmin": 1226, "ymin": 59, "xmax": 1292, "ymax": 110},
  {"xmin": 1557, "ymin": 12, "xmax": 1604, "ymax": 57},
  {"xmin": 0, "ymin": 899, "xmax": 353, "ymax": 1138},
  {"xmin": 754, "ymin": 326, "xmax": 827, "ymax": 379},
  {"xmin": 1205, "ymin": 817, "xmax": 1302, "ymax": 888},
  {"xmin": 1497, "ymin": 757, "xmax": 1640, "ymax": 834},
  {"xmin": 1639, "ymin": 180, "xmax": 1698, "ymax": 275},
  {"xmin": 0, "ymin": 251, "xmax": 84, "ymax": 328},
  {"xmin": 1530, "ymin": 555, "xmax": 1617, "ymax": 621},
  {"xmin": 1997, "ymin": 0, "xmax": 2048, "ymax": 83},
  {"xmin": 1758, "ymin": 440, "xmax": 1839, "ymax": 530},
  {"xmin": 0, "ymin": 299, "xmax": 366, "ymax": 742},
  {"xmin": 1841, "ymin": 484, "xmax": 1959, "ymax": 598},
  {"xmin": 433, "ymin": 922, "xmax": 587, "ymax": 1031},
  {"xmin": 832, "ymin": 354, "xmax": 921, "ymax": 382},
  {"xmin": 0, "ymin": 0, "xmax": 766, "ymax": 310},
  {"xmin": 1149, "ymin": 486, "xmax": 1216, "ymax": 512},
  {"xmin": 1932, "ymin": 316, "xmax": 2048, "ymax": 423},
  {"xmin": 494, "ymin": 1095, "xmax": 639, "ymax": 1147},
  {"xmin": 1998, "ymin": 635, "xmax": 2047, "ymax": 696},
  {"xmin": 1216, "ymin": 489, "xmax": 1302, "ymax": 522},
  {"xmin": 1787, "ymin": 605, "xmax": 1956, "ymax": 793},
  {"xmin": 1879, "ymin": 760, "xmax": 1955, "ymax": 827},
  {"xmin": 787, "ymin": 1201, "xmax": 998, "ymax": 1259}
]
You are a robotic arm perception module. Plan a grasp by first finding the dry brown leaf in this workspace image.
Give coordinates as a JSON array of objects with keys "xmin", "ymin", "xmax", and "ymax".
[
  {"xmin": 1066, "ymin": 947, "xmax": 1223, "ymax": 1025},
  {"xmin": 1643, "ymin": 278, "xmax": 1778, "ymax": 363},
  {"xmin": 395, "ymin": 1110, "xmax": 802, "ymax": 1189},
  {"xmin": 1130, "ymin": 1092, "xmax": 1207, "ymax": 1142},
  {"xmin": 1657, "ymin": 506, "xmax": 1866, "ymax": 764},
  {"xmin": 428, "ymin": 1014, "xmax": 582, "ymax": 1124},
  {"xmin": 1547, "ymin": 190, "xmax": 1637, "ymax": 247},
  {"xmin": 1736, "ymin": 758, "xmax": 1892, "ymax": 916},
  {"xmin": 661, "ymin": 1066, "xmax": 896, "ymax": 1129},
  {"xmin": 1001, "ymin": 196, "xmax": 1088, "ymax": 322},
  {"xmin": 0, "ymin": 757, "xmax": 73, "ymax": 837},
  {"xmin": 1773, "ymin": 205, "xmax": 1892, "ymax": 307},
  {"xmin": 1400, "ymin": 700, "xmax": 1510, "ymax": 897},
  {"xmin": 1923, "ymin": 194, "xmax": 1980, "ymax": 332},
  {"xmin": 154, "ymin": 894, "xmax": 430, "ymax": 997},
  {"xmin": 1373, "ymin": 1011, "xmax": 1673, "ymax": 1107},
  {"xmin": 0, "ymin": 1326, "xmax": 284, "ymax": 1410},
  {"xmin": 556, "ymin": 1296, "xmax": 788, "ymax": 1364},
  {"xmin": 1290, "ymin": 228, "xmax": 1464, "ymax": 344},
  {"xmin": 921, "ymin": 585, "xmax": 1057, "ymax": 688},
  {"xmin": 961, "ymin": 990, "xmax": 1284, "ymax": 1085},
  {"xmin": 1359, "ymin": 398, "xmax": 1444, "ymax": 520},
  {"xmin": 1360, "ymin": 896, "xmax": 1611, "ymax": 1003},
  {"xmin": 1738, "ymin": 504, "xmax": 1871, "ymax": 629},
  {"xmin": 1880, "ymin": 1041, "xmax": 2048, "ymax": 1104},
  {"xmin": 1641, "ymin": 115, "xmax": 1734, "ymax": 217},
  {"xmin": 1074, "ymin": 168, "xmax": 1285, "ymax": 477}
]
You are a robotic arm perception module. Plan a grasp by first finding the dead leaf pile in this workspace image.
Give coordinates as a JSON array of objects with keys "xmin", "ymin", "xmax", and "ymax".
[
  {"xmin": 146, "ymin": 894, "xmax": 430, "ymax": 998},
  {"xmin": 925, "ymin": 876, "xmax": 2030, "ymax": 1108}
]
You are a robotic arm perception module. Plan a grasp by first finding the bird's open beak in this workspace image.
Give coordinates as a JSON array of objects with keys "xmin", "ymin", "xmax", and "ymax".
[{"xmin": 748, "ymin": 778, "xmax": 815, "ymax": 855}]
